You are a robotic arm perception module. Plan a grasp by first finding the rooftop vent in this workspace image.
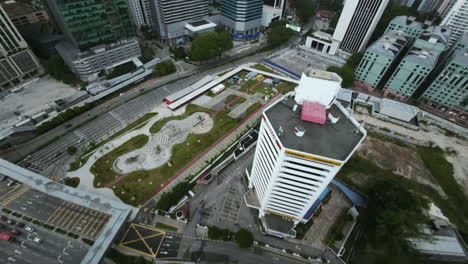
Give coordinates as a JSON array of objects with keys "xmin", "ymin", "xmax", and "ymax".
[
  {"xmin": 294, "ymin": 126, "xmax": 305, "ymax": 137},
  {"xmin": 383, "ymin": 43, "xmax": 391, "ymax": 50}
]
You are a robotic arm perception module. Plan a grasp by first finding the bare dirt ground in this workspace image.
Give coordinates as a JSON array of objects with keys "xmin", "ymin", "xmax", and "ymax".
[
  {"xmin": 353, "ymin": 111, "xmax": 468, "ymax": 197},
  {"xmin": 0, "ymin": 77, "xmax": 79, "ymax": 130},
  {"xmin": 358, "ymin": 137, "xmax": 446, "ymax": 197}
]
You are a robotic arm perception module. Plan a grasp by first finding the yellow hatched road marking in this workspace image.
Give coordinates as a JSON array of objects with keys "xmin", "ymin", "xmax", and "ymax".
[
  {"xmin": 80, "ymin": 209, "xmax": 99, "ymax": 236},
  {"xmin": 58, "ymin": 203, "xmax": 80, "ymax": 227},
  {"xmin": 0, "ymin": 184, "xmax": 21, "ymax": 201},
  {"xmin": 46, "ymin": 200, "xmax": 66, "ymax": 223},
  {"xmin": 72, "ymin": 208, "xmax": 91, "ymax": 232},
  {"xmin": 49, "ymin": 201, "xmax": 71, "ymax": 224},
  {"xmin": 64, "ymin": 205, "xmax": 86, "ymax": 230},
  {"xmin": 55, "ymin": 203, "xmax": 78, "ymax": 226},
  {"xmin": 0, "ymin": 186, "xmax": 30, "ymax": 206},
  {"xmin": 90, "ymin": 215, "xmax": 110, "ymax": 238},
  {"xmin": 84, "ymin": 211, "xmax": 105, "ymax": 236}
]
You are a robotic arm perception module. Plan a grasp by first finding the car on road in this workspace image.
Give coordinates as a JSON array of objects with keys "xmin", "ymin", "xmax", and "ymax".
[
  {"xmin": 53, "ymin": 152, "xmax": 62, "ymax": 158},
  {"xmin": 10, "ymin": 229, "xmax": 21, "ymax": 235},
  {"xmin": 24, "ymin": 226, "xmax": 34, "ymax": 233}
]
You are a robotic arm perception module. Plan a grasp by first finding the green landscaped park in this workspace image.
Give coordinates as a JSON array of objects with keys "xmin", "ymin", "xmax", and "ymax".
[{"xmin": 91, "ymin": 104, "xmax": 244, "ymax": 206}]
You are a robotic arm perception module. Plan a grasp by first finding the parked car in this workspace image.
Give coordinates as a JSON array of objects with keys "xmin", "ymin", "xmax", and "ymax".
[
  {"xmin": 6, "ymin": 180, "xmax": 16, "ymax": 187},
  {"xmin": 0, "ymin": 215, "xmax": 7, "ymax": 221},
  {"xmin": 0, "ymin": 175, "xmax": 6, "ymax": 181},
  {"xmin": 15, "ymin": 222, "xmax": 25, "ymax": 228},
  {"xmin": 10, "ymin": 229, "xmax": 20, "ymax": 235},
  {"xmin": 24, "ymin": 226, "xmax": 34, "ymax": 233},
  {"xmin": 6, "ymin": 219, "xmax": 15, "ymax": 225},
  {"xmin": 33, "ymin": 237, "xmax": 42, "ymax": 244}
]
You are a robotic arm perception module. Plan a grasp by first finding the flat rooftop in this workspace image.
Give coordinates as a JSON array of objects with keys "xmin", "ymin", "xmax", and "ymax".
[
  {"xmin": 264, "ymin": 213, "xmax": 295, "ymax": 235},
  {"xmin": 265, "ymin": 95, "xmax": 364, "ymax": 161}
]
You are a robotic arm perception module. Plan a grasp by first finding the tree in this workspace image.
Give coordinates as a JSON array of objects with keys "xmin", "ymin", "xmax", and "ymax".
[
  {"xmin": 235, "ymin": 229, "xmax": 254, "ymax": 248},
  {"xmin": 107, "ymin": 61, "xmax": 136, "ymax": 79},
  {"xmin": 327, "ymin": 65, "xmax": 355, "ymax": 88},
  {"xmin": 364, "ymin": 179, "xmax": 429, "ymax": 253},
  {"xmin": 294, "ymin": 0, "xmax": 316, "ymax": 22},
  {"xmin": 67, "ymin": 146, "xmax": 77, "ymax": 155},
  {"xmin": 171, "ymin": 46, "xmax": 186, "ymax": 60},
  {"xmin": 268, "ymin": 20, "xmax": 294, "ymax": 47},
  {"xmin": 153, "ymin": 60, "xmax": 176, "ymax": 77},
  {"xmin": 45, "ymin": 55, "xmax": 79, "ymax": 85},
  {"xmin": 155, "ymin": 182, "xmax": 192, "ymax": 211},
  {"xmin": 189, "ymin": 30, "xmax": 233, "ymax": 61}
]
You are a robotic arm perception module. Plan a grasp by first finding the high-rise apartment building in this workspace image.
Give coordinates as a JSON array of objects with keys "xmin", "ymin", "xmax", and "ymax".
[
  {"xmin": 1, "ymin": 1, "xmax": 49, "ymax": 28},
  {"xmin": 384, "ymin": 16, "xmax": 424, "ymax": 40},
  {"xmin": 421, "ymin": 33, "xmax": 468, "ymax": 114},
  {"xmin": 383, "ymin": 26, "xmax": 451, "ymax": 100},
  {"xmin": 245, "ymin": 70, "xmax": 366, "ymax": 238},
  {"xmin": 43, "ymin": 0, "xmax": 141, "ymax": 81},
  {"xmin": 153, "ymin": 0, "xmax": 208, "ymax": 44},
  {"xmin": 334, "ymin": 0, "xmax": 389, "ymax": 54},
  {"xmin": 220, "ymin": 0, "xmax": 263, "ymax": 39},
  {"xmin": 128, "ymin": 0, "xmax": 156, "ymax": 29},
  {"xmin": 441, "ymin": 0, "xmax": 468, "ymax": 47},
  {"xmin": 437, "ymin": 0, "xmax": 456, "ymax": 17},
  {"xmin": 355, "ymin": 31, "xmax": 409, "ymax": 92},
  {"xmin": 0, "ymin": 4, "xmax": 42, "ymax": 90},
  {"xmin": 416, "ymin": 0, "xmax": 443, "ymax": 13}
]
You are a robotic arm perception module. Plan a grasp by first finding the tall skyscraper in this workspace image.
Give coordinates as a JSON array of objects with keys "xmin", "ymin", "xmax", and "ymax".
[
  {"xmin": 441, "ymin": 0, "xmax": 468, "ymax": 47},
  {"xmin": 153, "ymin": 0, "xmax": 208, "ymax": 44},
  {"xmin": 128, "ymin": 0, "xmax": 156, "ymax": 30},
  {"xmin": 0, "ymin": 4, "xmax": 42, "ymax": 91},
  {"xmin": 416, "ymin": 0, "xmax": 443, "ymax": 13},
  {"xmin": 383, "ymin": 26, "xmax": 451, "ymax": 100},
  {"xmin": 245, "ymin": 70, "xmax": 366, "ymax": 238},
  {"xmin": 220, "ymin": 0, "xmax": 263, "ymax": 39},
  {"xmin": 333, "ymin": 0, "xmax": 389, "ymax": 54},
  {"xmin": 355, "ymin": 31, "xmax": 409, "ymax": 92},
  {"xmin": 43, "ymin": 0, "xmax": 141, "ymax": 81}
]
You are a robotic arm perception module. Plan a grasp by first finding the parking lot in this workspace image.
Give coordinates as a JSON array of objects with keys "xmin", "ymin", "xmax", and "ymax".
[
  {"xmin": 0, "ymin": 178, "xmax": 110, "ymax": 239},
  {"xmin": 269, "ymin": 48, "xmax": 343, "ymax": 76},
  {"xmin": 0, "ymin": 212, "xmax": 88, "ymax": 264}
]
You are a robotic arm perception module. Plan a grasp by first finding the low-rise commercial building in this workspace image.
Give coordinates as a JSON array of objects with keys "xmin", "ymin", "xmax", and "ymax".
[
  {"xmin": 383, "ymin": 26, "xmax": 450, "ymax": 100},
  {"xmin": 355, "ymin": 31, "xmax": 409, "ymax": 92}
]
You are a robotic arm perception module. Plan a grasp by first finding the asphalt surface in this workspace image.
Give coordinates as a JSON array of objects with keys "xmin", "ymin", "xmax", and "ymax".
[
  {"xmin": 0, "ymin": 212, "xmax": 89, "ymax": 264},
  {"xmin": 4, "ymin": 51, "xmax": 271, "ymax": 176},
  {"xmin": 0, "ymin": 179, "xmax": 110, "ymax": 240}
]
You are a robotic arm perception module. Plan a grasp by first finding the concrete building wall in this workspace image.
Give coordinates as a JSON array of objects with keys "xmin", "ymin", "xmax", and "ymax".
[
  {"xmin": 220, "ymin": 0, "xmax": 263, "ymax": 39},
  {"xmin": 336, "ymin": 0, "xmax": 389, "ymax": 54},
  {"xmin": 441, "ymin": 0, "xmax": 468, "ymax": 47}
]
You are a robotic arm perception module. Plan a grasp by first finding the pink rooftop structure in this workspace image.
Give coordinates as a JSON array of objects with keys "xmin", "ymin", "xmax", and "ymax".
[{"xmin": 301, "ymin": 101, "xmax": 326, "ymax": 125}]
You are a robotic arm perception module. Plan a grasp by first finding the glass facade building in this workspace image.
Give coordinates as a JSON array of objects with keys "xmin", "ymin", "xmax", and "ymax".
[{"xmin": 220, "ymin": 0, "xmax": 263, "ymax": 39}]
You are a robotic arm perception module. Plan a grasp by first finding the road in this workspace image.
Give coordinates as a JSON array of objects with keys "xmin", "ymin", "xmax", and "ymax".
[
  {"xmin": 0, "ymin": 212, "xmax": 89, "ymax": 264},
  {"xmin": 2, "ymin": 51, "xmax": 272, "ymax": 175}
]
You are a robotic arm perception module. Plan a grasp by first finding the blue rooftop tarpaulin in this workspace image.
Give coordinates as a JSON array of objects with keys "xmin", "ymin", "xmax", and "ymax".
[{"xmin": 303, "ymin": 187, "xmax": 330, "ymax": 221}]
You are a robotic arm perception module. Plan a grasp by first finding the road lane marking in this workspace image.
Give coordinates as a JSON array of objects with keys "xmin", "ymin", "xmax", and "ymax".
[
  {"xmin": 90, "ymin": 215, "xmax": 110, "ymax": 238},
  {"xmin": 48, "ymin": 201, "xmax": 70, "ymax": 224},
  {"xmin": 46, "ymin": 200, "xmax": 66, "ymax": 223},
  {"xmin": 64, "ymin": 205, "xmax": 86, "ymax": 230},
  {"xmin": 80, "ymin": 209, "xmax": 99, "ymax": 236},
  {"xmin": 58, "ymin": 203, "xmax": 80, "ymax": 228},
  {"xmin": 72, "ymin": 207, "xmax": 91, "ymax": 232}
]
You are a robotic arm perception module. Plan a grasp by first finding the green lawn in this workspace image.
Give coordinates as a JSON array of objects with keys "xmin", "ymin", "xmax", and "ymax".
[
  {"xmin": 111, "ymin": 106, "xmax": 240, "ymax": 206},
  {"xmin": 243, "ymin": 103, "xmax": 262, "ymax": 118},
  {"xmin": 251, "ymin": 64, "xmax": 276, "ymax": 74},
  {"xmin": 225, "ymin": 94, "xmax": 246, "ymax": 105},
  {"xmin": 155, "ymin": 222, "xmax": 178, "ymax": 232},
  {"xmin": 249, "ymin": 83, "xmax": 275, "ymax": 95},
  {"xmin": 149, "ymin": 104, "xmax": 210, "ymax": 134},
  {"xmin": 238, "ymin": 79, "xmax": 259, "ymax": 93},
  {"xmin": 106, "ymin": 248, "xmax": 152, "ymax": 264},
  {"xmin": 69, "ymin": 113, "xmax": 157, "ymax": 171},
  {"xmin": 276, "ymin": 81, "xmax": 297, "ymax": 94},
  {"xmin": 91, "ymin": 134, "xmax": 149, "ymax": 186}
]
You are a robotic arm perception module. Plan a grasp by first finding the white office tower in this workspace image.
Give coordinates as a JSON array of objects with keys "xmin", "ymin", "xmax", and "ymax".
[
  {"xmin": 128, "ymin": 0, "xmax": 156, "ymax": 29},
  {"xmin": 441, "ymin": 0, "xmax": 468, "ymax": 47},
  {"xmin": 305, "ymin": 0, "xmax": 388, "ymax": 57},
  {"xmin": 245, "ymin": 70, "xmax": 366, "ymax": 238},
  {"xmin": 333, "ymin": 0, "xmax": 389, "ymax": 54}
]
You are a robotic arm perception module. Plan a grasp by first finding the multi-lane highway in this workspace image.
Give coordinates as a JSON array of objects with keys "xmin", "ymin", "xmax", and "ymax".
[{"xmin": 6, "ymin": 52, "xmax": 269, "ymax": 175}]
